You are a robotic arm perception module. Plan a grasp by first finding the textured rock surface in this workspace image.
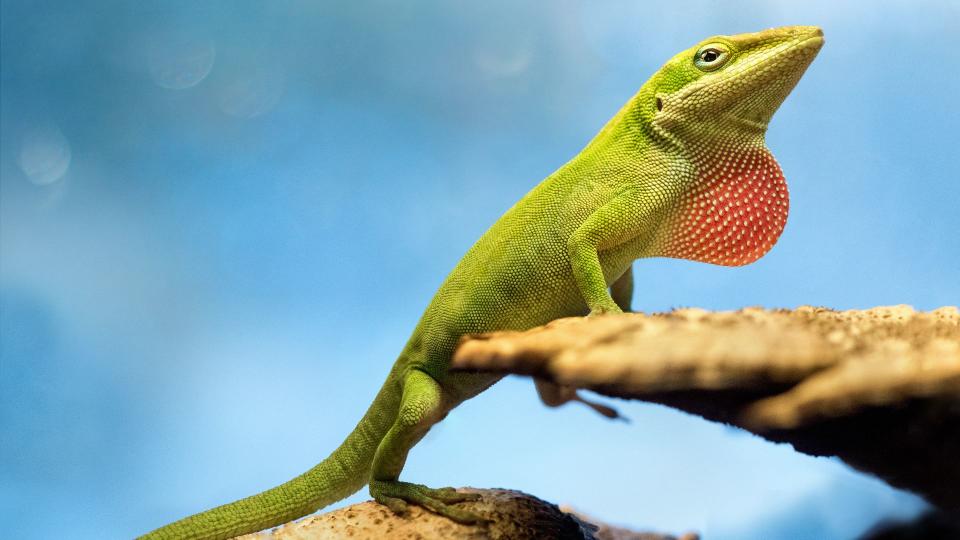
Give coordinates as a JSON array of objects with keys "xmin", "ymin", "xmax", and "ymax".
[
  {"xmin": 561, "ymin": 507, "xmax": 700, "ymax": 540},
  {"xmin": 452, "ymin": 305, "xmax": 960, "ymax": 511},
  {"xmin": 236, "ymin": 489, "xmax": 690, "ymax": 540}
]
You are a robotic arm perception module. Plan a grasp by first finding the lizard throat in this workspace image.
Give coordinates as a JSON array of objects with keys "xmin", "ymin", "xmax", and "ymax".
[{"xmin": 652, "ymin": 146, "xmax": 789, "ymax": 267}]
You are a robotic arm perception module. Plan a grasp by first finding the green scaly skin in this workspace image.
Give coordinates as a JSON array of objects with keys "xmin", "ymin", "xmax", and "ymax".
[{"xmin": 141, "ymin": 26, "xmax": 823, "ymax": 539}]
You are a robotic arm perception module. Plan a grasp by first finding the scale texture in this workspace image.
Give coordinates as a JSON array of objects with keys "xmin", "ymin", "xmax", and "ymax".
[{"xmin": 141, "ymin": 26, "xmax": 823, "ymax": 539}]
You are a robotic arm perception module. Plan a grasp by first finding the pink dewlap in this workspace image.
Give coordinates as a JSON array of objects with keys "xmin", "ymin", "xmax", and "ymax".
[{"xmin": 658, "ymin": 148, "xmax": 788, "ymax": 267}]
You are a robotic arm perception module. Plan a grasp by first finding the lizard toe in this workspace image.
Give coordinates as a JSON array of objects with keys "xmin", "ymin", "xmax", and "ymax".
[{"xmin": 424, "ymin": 486, "xmax": 482, "ymax": 504}]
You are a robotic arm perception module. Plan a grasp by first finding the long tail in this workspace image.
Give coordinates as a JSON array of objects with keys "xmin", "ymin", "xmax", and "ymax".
[{"xmin": 140, "ymin": 371, "xmax": 402, "ymax": 540}]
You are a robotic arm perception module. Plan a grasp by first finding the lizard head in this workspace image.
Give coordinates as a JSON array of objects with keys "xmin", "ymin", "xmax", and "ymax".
[
  {"xmin": 637, "ymin": 26, "xmax": 823, "ymax": 267},
  {"xmin": 647, "ymin": 25, "xmax": 823, "ymax": 138}
]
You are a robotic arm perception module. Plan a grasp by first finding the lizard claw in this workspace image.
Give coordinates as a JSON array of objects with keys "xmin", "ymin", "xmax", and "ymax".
[{"xmin": 576, "ymin": 395, "xmax": 629, "ymax": 422}]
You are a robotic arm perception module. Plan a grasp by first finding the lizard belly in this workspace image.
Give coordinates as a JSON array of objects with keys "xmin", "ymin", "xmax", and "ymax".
[{"xmin": 653, "ymin": 147, "xmax": 788, "ymax": 266}]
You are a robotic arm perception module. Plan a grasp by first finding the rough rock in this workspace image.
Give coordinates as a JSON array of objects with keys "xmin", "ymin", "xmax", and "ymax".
[
  {"xmin": 452, "ymin": 305, "xmax": 960, "ymax": 511},
  {"xmin": 236, "ymin": 488, "xmax": 692, "ymax": 540}
]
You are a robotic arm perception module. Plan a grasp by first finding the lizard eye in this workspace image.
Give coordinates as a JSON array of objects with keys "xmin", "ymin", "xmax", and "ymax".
[{"xmin": 694, "ymin": 44, "xmax": 731, "ymax": 71}]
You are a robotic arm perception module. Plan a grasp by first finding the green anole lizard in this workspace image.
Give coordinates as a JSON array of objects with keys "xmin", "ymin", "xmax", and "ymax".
[{"xmin": 142, "ymin": 25, "xmax": 823, "ymax": 539}]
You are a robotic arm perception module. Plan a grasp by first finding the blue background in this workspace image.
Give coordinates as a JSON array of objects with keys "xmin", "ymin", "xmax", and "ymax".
[{"xmin": 2, "ymin": 1, "xmax": 957, "ymax": 538}]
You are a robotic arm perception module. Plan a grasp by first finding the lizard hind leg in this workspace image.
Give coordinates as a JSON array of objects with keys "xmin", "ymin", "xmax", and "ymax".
[
  {"xmin": 368, "ymin": 369, "xmax": 486, "ymax": 524},
  {"xmin": 535, "ymin": 379, "xmax": 627, "ymax": 422}
]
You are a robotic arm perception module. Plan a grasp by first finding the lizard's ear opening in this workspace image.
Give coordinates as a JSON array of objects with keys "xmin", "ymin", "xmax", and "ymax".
[{"xmin": 655, "ymin": 97, "xmax": 663, "ymax": 111}]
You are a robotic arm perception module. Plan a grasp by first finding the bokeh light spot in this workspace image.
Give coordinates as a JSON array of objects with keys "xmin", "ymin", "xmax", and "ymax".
[
  {"xmin": 473, "ymin": 43, "xmax": 534, "ymax": 79},
  {"xmin": 217, "ymin": 66, "xmax": 285, "ymax": 119},
  {"xmin": 148, "ymin": 35, "xmax": 216, "ymax": 90},
  {"xmin": 17, "ymin": 125, "xmax": 72, "ymax": 186}
]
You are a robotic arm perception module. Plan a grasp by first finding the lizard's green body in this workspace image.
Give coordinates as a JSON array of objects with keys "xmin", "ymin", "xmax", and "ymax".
[{"xmin": 143, "ymin": 26, "xmax": 823, "ymax": 539}]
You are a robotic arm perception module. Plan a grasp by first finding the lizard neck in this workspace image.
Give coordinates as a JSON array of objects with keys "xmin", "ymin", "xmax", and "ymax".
[{"xmin": 649, "ymin": 138, "xmax": 789, "ymax": 266}]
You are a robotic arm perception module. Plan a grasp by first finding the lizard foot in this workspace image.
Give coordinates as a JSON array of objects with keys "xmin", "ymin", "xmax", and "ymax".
[
  {"xmin": 536, "ymin": 379, "xmax": 629, "ymax": 422},
  {"xmin": 587, "ymin": 302, "xmax": 623, "ymax": 317},
  {"xmin": 369, "ymin": 480, "xmax": 487, "ymax": 525}
]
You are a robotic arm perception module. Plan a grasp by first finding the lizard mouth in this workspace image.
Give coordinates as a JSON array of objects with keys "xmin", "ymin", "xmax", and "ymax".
[{"xmin": 675, "ymin": 29, "xmax": 824, "ymax": 104}]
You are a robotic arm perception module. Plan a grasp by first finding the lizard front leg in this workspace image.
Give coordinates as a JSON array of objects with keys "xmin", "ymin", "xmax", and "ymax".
[
  {"xmin": 568, "ymin": 188, "xmax": 659, "ymax": 316},
  {"xmin": 368, "ymin": 369, "xmax": 485, "ymax": 524}
]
